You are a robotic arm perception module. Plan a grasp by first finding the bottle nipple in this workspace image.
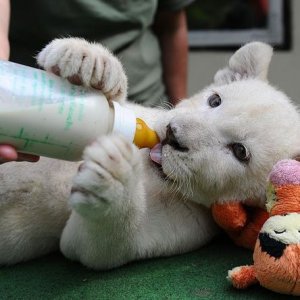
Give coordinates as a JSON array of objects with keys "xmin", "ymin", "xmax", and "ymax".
[
  {"xmin": 112, "ymin": 102, "xmax": 159, "ymax": 149},
  {"xmin": 134, "ymin": 118, "xmax": 160, "ymax": 149}
]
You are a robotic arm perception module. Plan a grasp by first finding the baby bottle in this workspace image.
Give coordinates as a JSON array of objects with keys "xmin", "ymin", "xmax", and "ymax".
[{"xmin": 0, "ymin": 60, "xmax": 159, "ymax": 161}]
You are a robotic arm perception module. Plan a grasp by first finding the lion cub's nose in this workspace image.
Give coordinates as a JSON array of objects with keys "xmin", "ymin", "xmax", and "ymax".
[{"xmin": 163, "ymin": 124, "xmax": 189, "ymax": 152}]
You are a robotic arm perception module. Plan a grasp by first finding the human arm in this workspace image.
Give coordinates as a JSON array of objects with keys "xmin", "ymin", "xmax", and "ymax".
[
  {"xmin": 153, "ymin": 8, "xmax": 188, "ymax": 106},
  {"xmin": 0, "ymin": 0, "xmax": 10, "ymax": 60}
]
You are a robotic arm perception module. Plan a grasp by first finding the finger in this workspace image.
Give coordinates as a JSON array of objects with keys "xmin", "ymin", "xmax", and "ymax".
[
  {"xmin": 0, "ymin": 146, "xmax": 40, "ymax": 164},
  {"xmin": 0, "ymin": 145, "xmax": 18, "ymax": 161}
]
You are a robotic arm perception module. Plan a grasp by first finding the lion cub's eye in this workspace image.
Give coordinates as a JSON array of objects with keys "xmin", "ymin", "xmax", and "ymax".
[
  {"xmin": 230, "ymin": 143, "xmax": 250, "ymax": 163},
  {"xmin": 208, "ymin": 93, "xmax": 222, "ymax": 107}
]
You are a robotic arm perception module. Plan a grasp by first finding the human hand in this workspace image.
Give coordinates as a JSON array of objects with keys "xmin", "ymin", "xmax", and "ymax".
[{"xmin": 0, "ymin": 145, "xmax": 39, "ymax": 163}]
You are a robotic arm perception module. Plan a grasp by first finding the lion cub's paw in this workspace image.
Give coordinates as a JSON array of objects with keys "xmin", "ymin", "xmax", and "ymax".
[
  {"xmin": 70, "ymin": 135, "xmax": 140, "ymax": 218},
  {"xmin": 37, "ymin": 37, "xmax": 127, "ymax": 102}
]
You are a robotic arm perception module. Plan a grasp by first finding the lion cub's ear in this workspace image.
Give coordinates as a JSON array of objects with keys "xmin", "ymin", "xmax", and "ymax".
[{"xmin": 214, "ymin": 42, "xmax": 273, "ymax": 85}]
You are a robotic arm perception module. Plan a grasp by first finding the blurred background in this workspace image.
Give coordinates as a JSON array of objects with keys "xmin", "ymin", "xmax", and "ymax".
[{"xmin": 187, "ymin": 0, "xmax": 300, "ymax": 105}]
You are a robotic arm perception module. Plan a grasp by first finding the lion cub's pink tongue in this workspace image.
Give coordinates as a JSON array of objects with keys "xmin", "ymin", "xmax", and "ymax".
[{"xmin": 150, "ymin": 143, "xmax": 162, "ymax": 165}]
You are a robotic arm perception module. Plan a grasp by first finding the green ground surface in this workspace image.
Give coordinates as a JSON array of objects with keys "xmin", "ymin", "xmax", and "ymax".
[{"xmin": 0, "ymin": 235, "xmax": 289, "ymax": 300}]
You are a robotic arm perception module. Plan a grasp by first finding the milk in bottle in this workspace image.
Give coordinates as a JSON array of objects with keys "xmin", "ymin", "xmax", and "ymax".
[{"xmin": 0, "ymin": 61, "xmax": 159, "ymax": 161}]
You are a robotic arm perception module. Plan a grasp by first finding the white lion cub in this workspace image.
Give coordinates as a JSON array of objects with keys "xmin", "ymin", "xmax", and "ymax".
[{"xmin": 0, "ymin": 38, "xmax": 300, "ymax": 270}]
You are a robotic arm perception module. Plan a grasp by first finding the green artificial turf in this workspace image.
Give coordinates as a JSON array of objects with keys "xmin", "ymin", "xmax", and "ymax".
[{"xmin": 0, "ymin": 235, "xmax": 289, "ymax": 300}]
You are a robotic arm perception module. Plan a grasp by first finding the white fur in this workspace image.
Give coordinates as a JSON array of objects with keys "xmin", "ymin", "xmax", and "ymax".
[
  {"xmin": 261, "ymin": 213, "xmax": 300, "ymax": 244},
  {"xmin": 1, "ymin": 38, "xmax": 300, "ymax": 269}
]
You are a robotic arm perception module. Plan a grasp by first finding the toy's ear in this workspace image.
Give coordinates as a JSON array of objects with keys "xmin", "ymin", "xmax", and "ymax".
[{"xmin": 214, "ymin": 42, "xmax": 273, "ymax": 85}]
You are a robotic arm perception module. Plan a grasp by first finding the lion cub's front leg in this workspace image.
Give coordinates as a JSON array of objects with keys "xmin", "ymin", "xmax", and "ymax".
[
  {"xmin": 60, "ymin": 135, "xmax": 146, "ymax": 269},
  {"xmin": 37, "ymin": 38, "xmax": 145, "ymax": 269},
  {"xmin": 37, "ymin": 37, "xmax": 127, "ymax": 102}
]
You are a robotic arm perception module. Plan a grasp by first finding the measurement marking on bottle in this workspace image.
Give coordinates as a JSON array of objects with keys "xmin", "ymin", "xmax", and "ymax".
[
  {"xmin": 17, "ymin": 127, "xmax": 24, "ymax": 138},
  {"xmin": 0, "ymin": 132, "xmax": 70, "ymax": 150}
]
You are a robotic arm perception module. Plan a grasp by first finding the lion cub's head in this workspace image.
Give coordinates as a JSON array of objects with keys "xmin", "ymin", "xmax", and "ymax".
[{"xmin": 155, "ymin": 42, "xmax": 300, "ymax": 206}]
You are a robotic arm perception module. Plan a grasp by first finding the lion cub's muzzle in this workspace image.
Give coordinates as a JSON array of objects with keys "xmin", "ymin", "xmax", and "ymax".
[{"xmin": 162, "ymin": 123, "xmax": 189, "ymax": 152}]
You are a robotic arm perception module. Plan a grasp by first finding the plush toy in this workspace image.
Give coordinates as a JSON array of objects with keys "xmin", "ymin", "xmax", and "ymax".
[
  {"xmin": 227, "ymin": 159, "xmax": 300, "ymax": 295},
  {"xmin": 211, "ymin": 201, "xmax": 268, "ymax": 250}
]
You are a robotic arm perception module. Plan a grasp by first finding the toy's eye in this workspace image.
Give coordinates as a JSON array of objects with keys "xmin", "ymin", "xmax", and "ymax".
[
  {"xmin": 208, "ymin": 93, "xmax": 221, "ymax": 108},
  {"xmin": 229, "ymin": 143, "xmax": 250, "ymax": 163},
  {"xmin": 274, "ymin": 229, "xmax": 286, "ymax": 234}
]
